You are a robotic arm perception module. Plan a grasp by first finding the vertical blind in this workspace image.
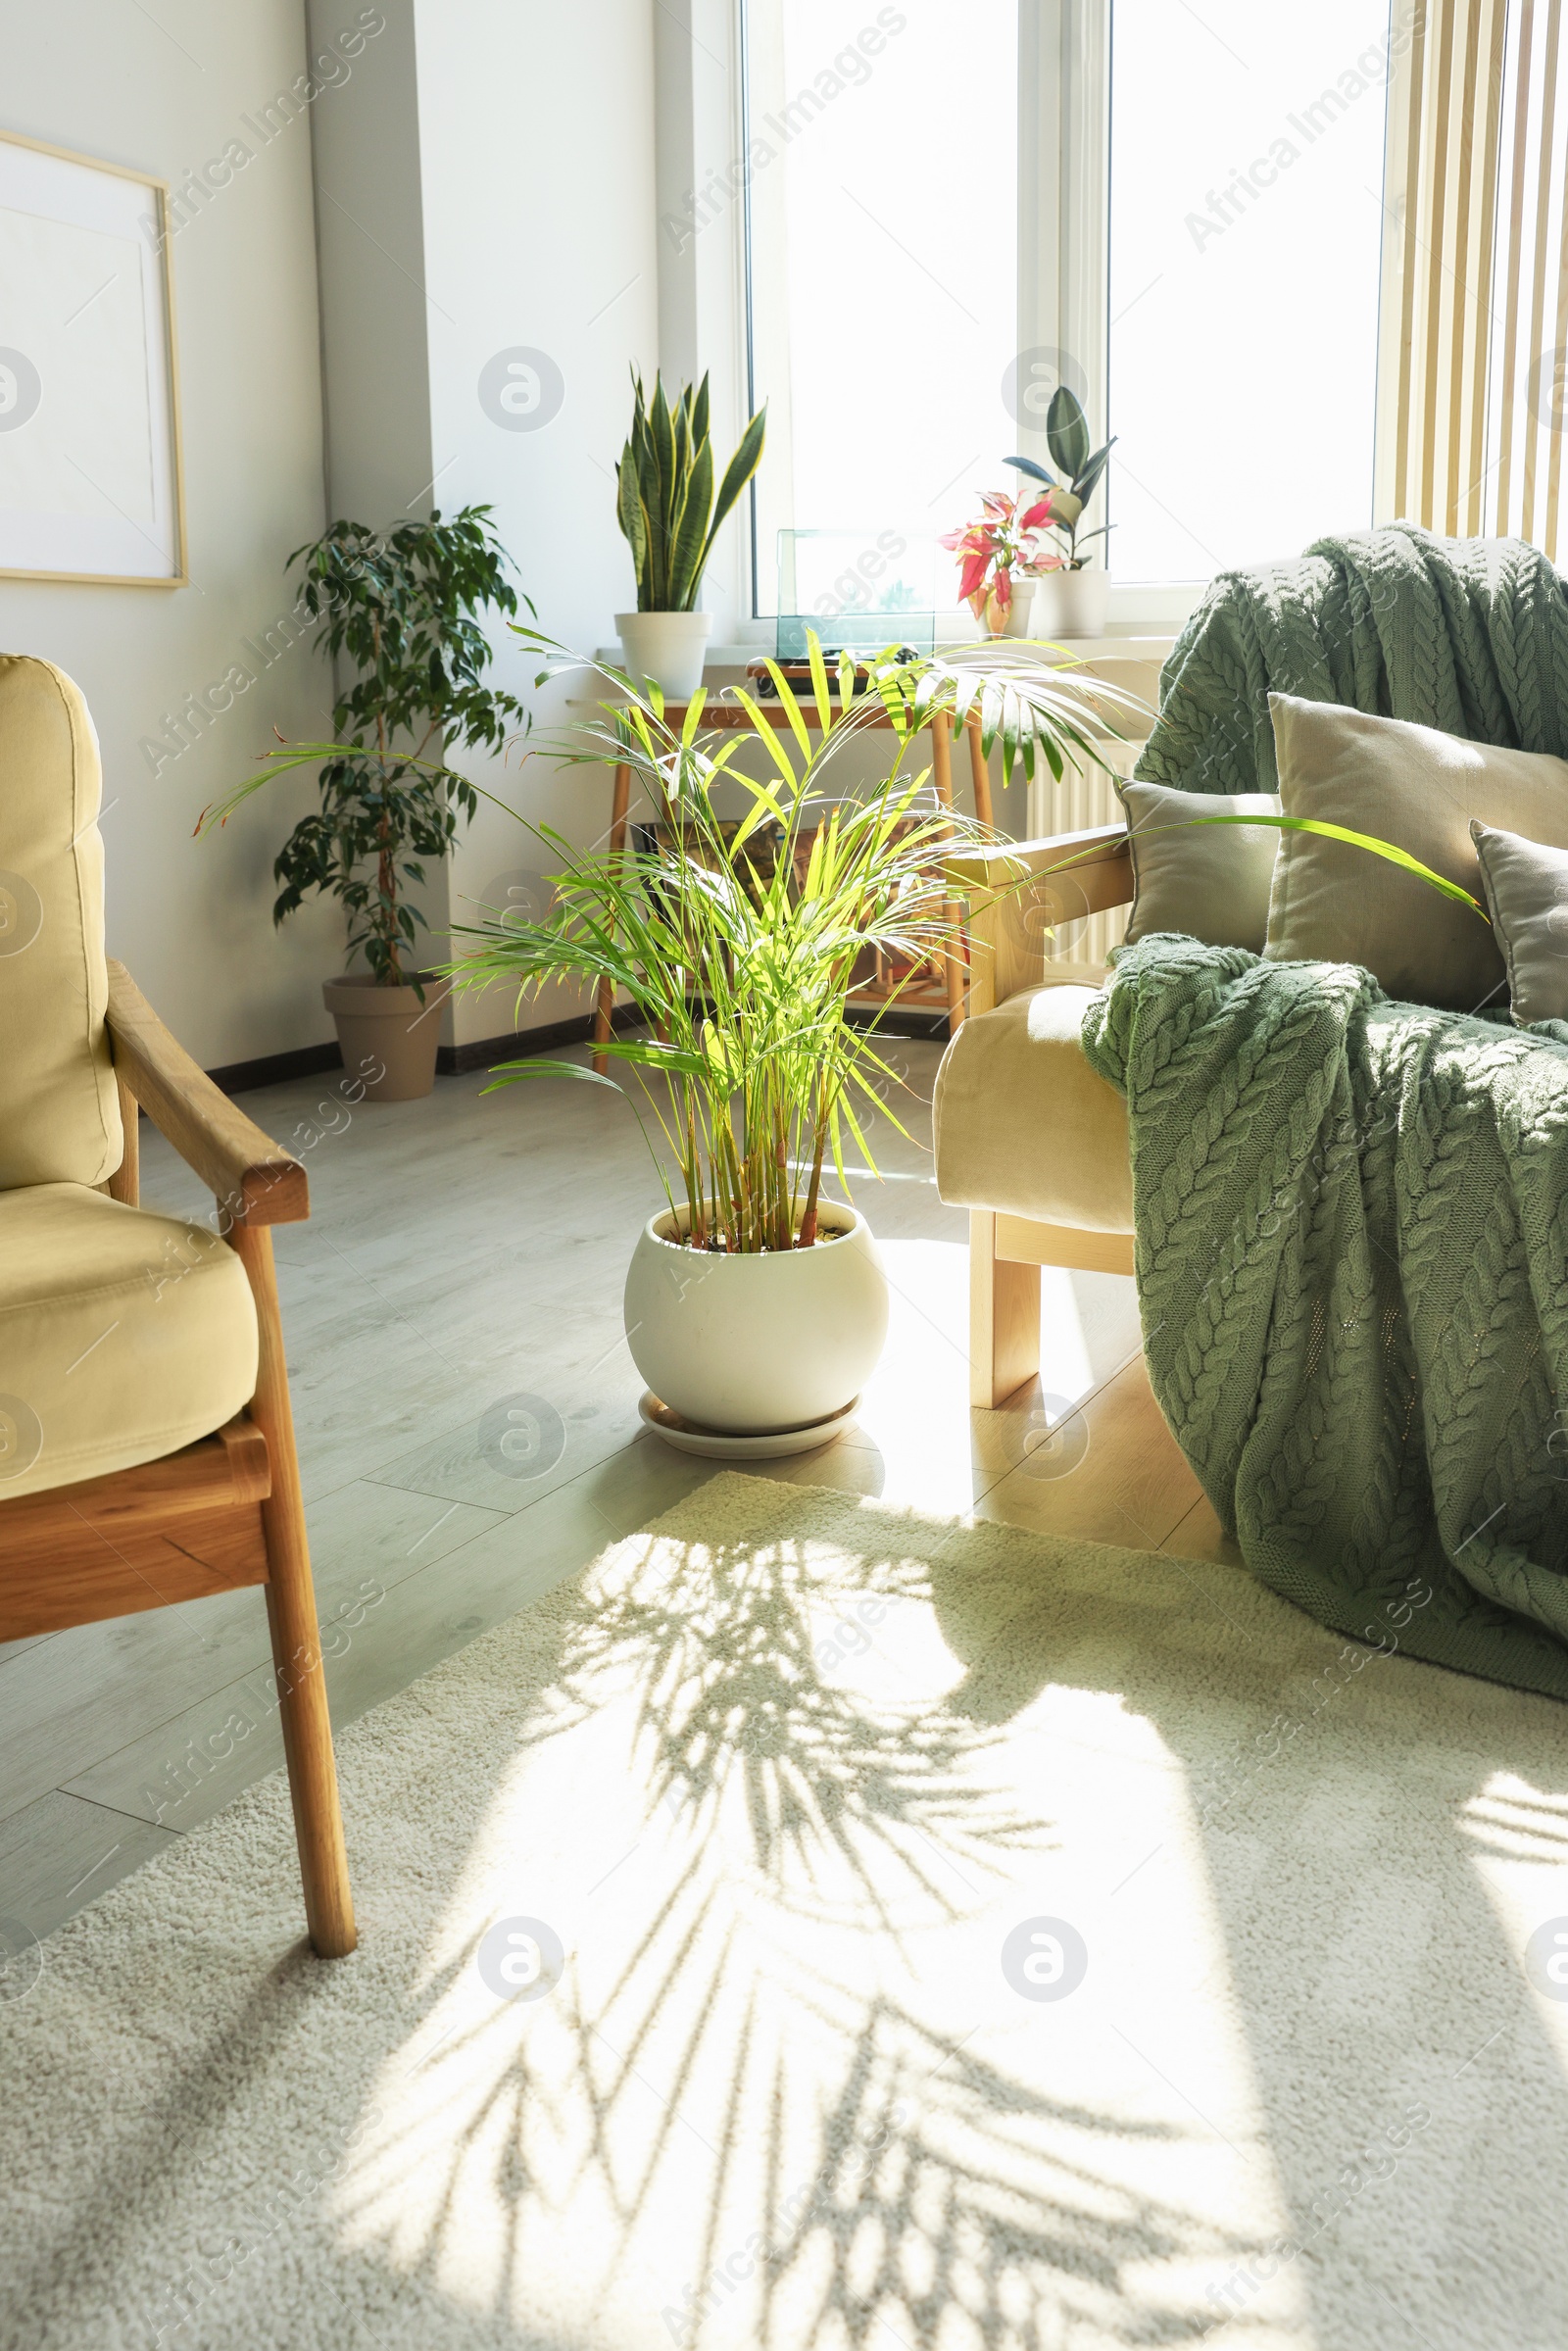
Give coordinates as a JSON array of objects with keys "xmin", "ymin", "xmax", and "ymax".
[{"xmin": 1377, "ymin": 0, "xmax": 1568, "ymax": 556}]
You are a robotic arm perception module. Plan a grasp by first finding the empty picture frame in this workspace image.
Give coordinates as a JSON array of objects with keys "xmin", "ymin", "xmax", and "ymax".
[{"xmin": 0, "ymin": 129, "xmax": 186, "ymax": 586}]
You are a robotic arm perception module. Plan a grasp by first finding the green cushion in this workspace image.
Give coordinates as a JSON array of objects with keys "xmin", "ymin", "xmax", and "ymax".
[
  {"xmin": 1264, "ymin": 693, "xmax": 1568, "ymax": 1013},
  {"xmin": 1470, "ymin": 818, "xmax": 1568, "ymax": 1026},
  {"xmin": 1117, "ymin": 777, "xmax": 1282, "ymax": 953}
]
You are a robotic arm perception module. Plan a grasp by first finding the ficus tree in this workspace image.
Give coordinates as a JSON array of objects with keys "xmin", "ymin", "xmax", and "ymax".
[{"xmin": 199, "ymin": 506, "xmax": 529, "ymax": 990}]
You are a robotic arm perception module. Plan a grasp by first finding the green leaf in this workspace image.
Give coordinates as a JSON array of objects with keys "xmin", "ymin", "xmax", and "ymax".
[
  {"xmin": 696, "ymin": 404, "xmax": 766, "ymax": 584},
  {"xmin": 668, "ymin": 436, "xmax": 714, "ymax": 612},
  {"xmin": 1046, "ymin": 386, "xmax": 1091, "ymax": 482},
  {"xmin": 1071, "ymin": 440, "xmax": 1114, "ymax": 509},
  {"xmin": 763, "ymin": 660, "xmax": 813, "ymax": 763},
  {"xmin": 730, "ymin": 688, "xmax": 799, "ymax": 788},
  {"xmin": 680, "ymin": 689, "xmax": 708, "ymax": 745},
  {"xmin": 1168, "ymin": 814, "xmax": 1491, "ymax": 916},
  {"xmin": 481, "ymin": 1058, "xmax": 627, "ymax": 1095},
  {"xmin": 806, "ymin": 629, "xmax": 833, "ymax": 735}
]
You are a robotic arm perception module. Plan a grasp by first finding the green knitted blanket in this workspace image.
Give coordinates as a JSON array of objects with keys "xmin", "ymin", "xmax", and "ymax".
[
  {"xmin": 1136, "ymin": 520, "xmax": 1568, "ymax": 789},
  {"xmin": 1083, "ymin": 938, "xmax": 1568, "ymax": 1697},
  {"xmin": 1088, "ymin": 526, "xmax": 1568, "ymax": 1693}
]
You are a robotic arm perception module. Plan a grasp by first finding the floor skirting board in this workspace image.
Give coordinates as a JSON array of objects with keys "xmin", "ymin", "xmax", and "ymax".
[{"xmin": 203, "ymin": 1007, "xmax": 649, "ymax": 1096}]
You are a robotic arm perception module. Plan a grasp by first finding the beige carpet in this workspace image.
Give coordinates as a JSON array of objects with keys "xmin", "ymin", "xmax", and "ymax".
[{"xmin": 6, "ymin": 1472, "xmax": 1568, "ymax": 2351}]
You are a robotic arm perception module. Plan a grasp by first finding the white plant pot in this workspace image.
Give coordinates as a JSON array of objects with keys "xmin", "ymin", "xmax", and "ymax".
[
  {"xmin": 1003, "ymin": 578, "xmax": 1037, "ymax": 637},
  {"xmin": 615, "ymin": 611, "xmax": 713, "ymax": 699},
  {"xmin": 623, "ymin": 1199, "xmax": 889, "ymax": 1442},
  {"xmin": 1029, "ymin": 567, "xmax": 1111, "ymax": 641}
]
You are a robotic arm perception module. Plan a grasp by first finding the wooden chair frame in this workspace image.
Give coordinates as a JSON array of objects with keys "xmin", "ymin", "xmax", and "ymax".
[
  {"xmin": 949, "ymin": 822, "xmax": 1137, "ymax": 1410},
  {"xmin": 0, "ymin": 962, "xmax": 356, "ymax": 1957}
]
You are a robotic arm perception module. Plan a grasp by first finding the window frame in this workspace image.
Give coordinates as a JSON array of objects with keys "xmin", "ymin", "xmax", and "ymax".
[{"xmin": 698, "ymin": 0, "xmax": 1267, "ymax": 640}]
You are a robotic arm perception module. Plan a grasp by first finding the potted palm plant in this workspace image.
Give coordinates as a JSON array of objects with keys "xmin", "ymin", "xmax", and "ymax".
[
  {"xmin": 614, "ymin": 371, "xmax": 766, "ymax": 697},
  {"xmin": 1007, "ymin": 386, "xmax": 1116, "ymax": 638},
  {"xmin": 199, "ymin": 508, "xmax": 528, "ymax": 1101},
  {"xmin": 446, "ymin": 632, "xmax": 1137, "ymax": 1452}
]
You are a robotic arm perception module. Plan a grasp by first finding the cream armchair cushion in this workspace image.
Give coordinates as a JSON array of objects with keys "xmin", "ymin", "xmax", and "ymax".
[
  {"xmin": 0, "ymin": 1185, "xmax": 259, "ymax": 1498},
  {"xmin": 0, "ymin": 657, "xmax": 121, "ymax": 1189},
  {"xmin": 933, "ymin": 966, "xmax": 1133, "ymax": 1233}
]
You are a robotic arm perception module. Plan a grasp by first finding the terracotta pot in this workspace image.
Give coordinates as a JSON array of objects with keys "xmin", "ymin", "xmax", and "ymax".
[{"xmin": 321, "ymin": 973, "xmax": 442, "ymax": 1102}]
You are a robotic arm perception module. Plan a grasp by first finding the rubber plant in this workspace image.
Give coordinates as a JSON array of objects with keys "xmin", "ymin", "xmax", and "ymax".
[
  {"xmin": 1007, "ymin": 386, "xmax": 1115, "ymax": 570},
  {"xmin": 616, "ymin": 371, "xmax": 766, "ymax": 611},
  {"xmin": 198, "ymin": 506, "xmax": 529, "ymax": 994}
]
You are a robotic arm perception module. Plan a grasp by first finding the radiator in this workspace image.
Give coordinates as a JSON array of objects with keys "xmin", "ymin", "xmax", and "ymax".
[{"xmin": 1025, "ymin": 734, "xmax": 1145, "ymax": 972}]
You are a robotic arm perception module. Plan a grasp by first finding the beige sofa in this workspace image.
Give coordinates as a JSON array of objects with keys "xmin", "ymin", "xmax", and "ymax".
[{"xmin": 934, "ymin": 821, "xmax": 1137, "ymax": 1407}]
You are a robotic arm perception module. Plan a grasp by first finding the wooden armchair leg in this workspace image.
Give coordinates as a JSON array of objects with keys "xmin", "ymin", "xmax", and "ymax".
[
  {"xmin": 229, "ymin": 1223, "xmax": 357, "ymax": 1958},
  {"xmin": 969, "ymin": 1209, "xmax": 1040, "ymax": 1409}
]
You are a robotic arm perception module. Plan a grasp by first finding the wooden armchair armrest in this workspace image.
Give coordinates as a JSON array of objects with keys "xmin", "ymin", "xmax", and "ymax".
[
  {"xmin": 947, "ymin": 821, "xmax": 1132, "ymax": 895},
  {"xmin": 947, "ymin": 825, "xmax": 1133, "ymax": 1017},
  {"xmin": 106, "ymin": 960, "xmax": 309, "ymax": 1226}
]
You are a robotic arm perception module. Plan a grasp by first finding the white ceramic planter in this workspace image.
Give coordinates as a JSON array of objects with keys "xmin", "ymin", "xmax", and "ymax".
[
  {"xmin": 1030, "ymin": 567, "xmax": 1110, "ymax": 640},
  {"xmin": 1003, "ymin": 578, "xmax": 1037, "ymax": 637},
  {"xmin": 623, "ymin": 1200, "xmax": 889, "ymax": 1443},
  {"xmin": 615, "ymin": 611, "xmax": 713, "ymax": 698}
]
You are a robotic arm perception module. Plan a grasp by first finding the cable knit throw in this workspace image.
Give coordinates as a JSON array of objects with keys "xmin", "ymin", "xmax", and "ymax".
[
  {"xmin": 1136, "ymin": 521, "xmax": 1568, "ymax": 788},
  {"xmin": 1082, "ymin": 528, "xmax": 1568, "ymax": 1696}
]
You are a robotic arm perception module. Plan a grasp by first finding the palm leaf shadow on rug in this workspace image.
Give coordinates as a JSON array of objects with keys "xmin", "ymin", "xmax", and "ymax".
[{"xmin": 6, "ymin": 1470, "xmax": 1568, "ymax": 2351}]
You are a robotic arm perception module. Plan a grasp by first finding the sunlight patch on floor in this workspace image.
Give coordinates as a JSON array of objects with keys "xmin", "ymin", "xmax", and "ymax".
[
  {"xmin": 1463, "ymin": 1770, "xmax": 1568, "ymax": 2069},
  {"xmin": 329, "ymin": 1501, "xmax": 1309, "ymax": 2350}
]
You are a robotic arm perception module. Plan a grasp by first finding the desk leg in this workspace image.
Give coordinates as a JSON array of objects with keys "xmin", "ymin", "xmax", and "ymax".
[
  {"xmin": 931, "ymin": 710, "xmax": 966, "ymax": 1036},
  {"xmin": 965, "ymin": 711, "xmax": 995, "ymax": 832},
  {"xmin": 594, "ymin": 760, "xmax": 631, "ymax": 1074}
]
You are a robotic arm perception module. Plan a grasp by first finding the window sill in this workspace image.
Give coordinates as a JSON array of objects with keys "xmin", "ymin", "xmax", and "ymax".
[{"xmin": 593, "ymin": 634, "xmax": 1177, "ymax": 674}]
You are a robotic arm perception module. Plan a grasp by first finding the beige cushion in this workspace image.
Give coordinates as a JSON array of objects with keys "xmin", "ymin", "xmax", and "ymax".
[
  {"xmin": 0, "ymin": 657, "xmax": 121, "ymax": 1188},
  {"xmin": 0, "ymin": 1185, "xmax": 258, "ymax": 1499},
  {"xmin": 1470, "ymin": 819, "xmax": 1568, "ymax": 1026},
  {"xmin": 933, "ymin": 967, "xmax": 1132, "ymax": 1232},
  {"xmin": 1117, "ymin": 777, "xmax": 1282, "ymax": 952},
  {"xmin": 1265, "ymin": 692, "xmax": 1568, "ymax": 1013}
]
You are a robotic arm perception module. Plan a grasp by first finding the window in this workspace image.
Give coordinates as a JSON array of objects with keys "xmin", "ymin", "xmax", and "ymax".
[
  {"xmin": 738, "ymin": 1, "xmax": 1396, "ymax": 612},
  {"xmin": 1107, "ymin": 0, "xmax": 1394, "ymax": 580},
  {"xmin": 742, "ymin": 0, "xmax": 1018, "ymax": 617}
]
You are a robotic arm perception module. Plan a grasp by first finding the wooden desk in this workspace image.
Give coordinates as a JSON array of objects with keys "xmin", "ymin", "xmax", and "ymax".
[{"xmin": 588, "ymin": 700, "xmax": 995, "ymax": 1069}]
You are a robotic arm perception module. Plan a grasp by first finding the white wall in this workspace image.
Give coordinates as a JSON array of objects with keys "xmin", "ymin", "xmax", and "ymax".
[
  {"xmin": 2, "ymin": 0, "xmax": 670, "ymax": 1068},
  {"xmin": 0, "ymin": 0, "xmax": 344, "ymax": 1070},
  {"xmin": 408, "ymin": 0, "xmax": 660, "ymax": 1052}
]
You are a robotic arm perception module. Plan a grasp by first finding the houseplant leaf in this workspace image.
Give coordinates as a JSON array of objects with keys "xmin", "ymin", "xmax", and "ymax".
[{"xmin": 1045, "ymin": 386, "xmax": 1092, "ymax": 482}]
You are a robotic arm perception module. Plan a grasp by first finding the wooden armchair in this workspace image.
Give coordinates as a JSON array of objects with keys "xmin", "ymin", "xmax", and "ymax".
[
  {"xmin": 935, "ymin": 821, "xmax": 1137, "ymax": 1409},
  {"xmin": 0, "ymin": 656, "xmax": 353, "ymax": 1957}
]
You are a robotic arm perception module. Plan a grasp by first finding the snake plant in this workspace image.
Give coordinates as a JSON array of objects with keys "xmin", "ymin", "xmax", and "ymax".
[{"xmin": 616, "ymin": 371, "xmax": 766, "ymax": 612}]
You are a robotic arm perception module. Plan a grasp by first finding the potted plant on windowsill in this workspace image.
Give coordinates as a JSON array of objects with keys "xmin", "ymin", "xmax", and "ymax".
[
  {"xmin": 198, "ymin": 508, "xmax": 528, "ymax": 1102},
  {"xmin": 445, "ymin": 631, "xmax": 1138, "ymax": 1453},
  {"xmin": 614, "ymin": 371, "xmax": 766, "ymax": 699},
  {"xmin": 939, "ymin": 486, "xmax": 1057, "ymax": 638},
  {"xmin": 1007, "ymin": 385, "xmax": 1116, "ymax": 639}
]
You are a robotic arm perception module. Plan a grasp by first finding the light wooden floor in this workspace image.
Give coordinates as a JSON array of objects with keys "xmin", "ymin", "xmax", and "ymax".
[{"xmin": 0, "ymin": 1039, "xmax": 1234, "ymax": 1941}]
